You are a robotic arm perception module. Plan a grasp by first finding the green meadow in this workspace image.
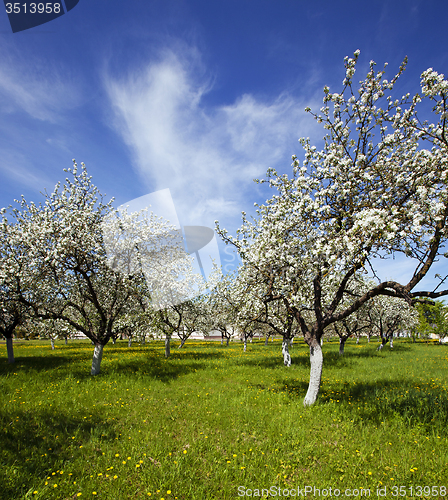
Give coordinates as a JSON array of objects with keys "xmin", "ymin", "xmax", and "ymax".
[{"xmin": 1, "ymin": 339, "xmax": 447, "ymax": 499}]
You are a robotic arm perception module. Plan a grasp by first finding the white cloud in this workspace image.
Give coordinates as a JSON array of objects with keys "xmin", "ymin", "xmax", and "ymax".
[
  {"xmin": 0, "ymin": 48, "xmax": 81, "ymax": 122},
  {"xmin": 0, "ymin": 150, "xmax": 53, "ymax": 193},
  {"xmin": 104, "ymin": 45, "xmax": 320, "ymax": 229}
]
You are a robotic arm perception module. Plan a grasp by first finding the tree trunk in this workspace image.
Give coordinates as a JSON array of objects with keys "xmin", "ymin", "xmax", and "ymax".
[
  {"xmin": 226, "ymin": 337, "xmax": 230, "ymax": 346},
  {"xmin": 289, "ymin": 337, "xmax": 294, "ymax": 347},
  {"xmin": 320, "ymin": 338, "xmax": 323, "ymax": 346},
  {"xmin": 339, "ymin": 338, "xmax": 346, "ymax": 356},
  {"xmin": 178, "ymin": 338, "xmax": 186, "ymax": 348},
  {"xmin": 112, "ymin": 337, "xmax": 116, "ymax": 345},
  {"xmin": 303, "ymin": 337, "xmax": 323, "ymax": 407},
  {"xmin": 128, "ymin": 338, "xmax": 132, "ymax": 347},
  {"xmin": 65, "ymin": 337, "xmax": 68, "ymax": 345},
  {"xmin": 390, "ymin": 337, "xmax": 394, "ymax": 349},
  {"xmin": 51, "ymin": 339, "xmax": 55, "ymax": 350},
  {"xmin": 265, "ymin": 335, "xmax": 269, "ymax": 346},
  {"xmin": 165, "ymin": 334, "xmax": 171, "ymax": 358},
  {"xmin": 91, "ymin": 344, "xmax": 104, "ymax": 375},
  {"xmin": 141, "ymin": 337, "xmax": 145, "ymax": 345},
  {"xmin": 243, "ymin": 337, "xmax": 247, "ymax": 352},
  {"xmin": 356, "ymin": 336, "xmax": 359, "ymax": 345},
  {"xmin": 221, "ymin": 337, "xmax": 223, "ymax": 345},
  {"xmin": 6, "ymin": 337, "xmax": 14, "ymax": 364},
  {"xmin": 282, "ymin": 339, "xmax": 291, "ymax": 367}
]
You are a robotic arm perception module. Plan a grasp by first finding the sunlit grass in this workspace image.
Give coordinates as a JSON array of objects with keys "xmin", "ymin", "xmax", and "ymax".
[{"xmin": 0, "ymin": 338, "xmax": 447, "ymax": 499}]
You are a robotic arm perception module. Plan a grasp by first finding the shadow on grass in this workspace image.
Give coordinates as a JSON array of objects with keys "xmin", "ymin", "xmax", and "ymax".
[
  {"xmin": 0, "ymin": 345, "xmax": 227, "ymax": 383},
  {"xmin": 240, "ymin": 345, "xmax": 389, "ymax": 370},
  {"xmin": 0, "ymin": 407, "xmax": 116, "ymax": 500},
  {"xmin": 318, "ymin": 379, "xmax": 448, "ymax": 431}
]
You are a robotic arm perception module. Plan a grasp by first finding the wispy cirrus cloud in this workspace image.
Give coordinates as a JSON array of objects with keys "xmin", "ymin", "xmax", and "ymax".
[
  {"xmin": 104, "ymin": 45, "xmax": 321, "ymax": 229},
  {"xmin": 0, "ymin": 48, "xmax": 82, "ymax": 123}
]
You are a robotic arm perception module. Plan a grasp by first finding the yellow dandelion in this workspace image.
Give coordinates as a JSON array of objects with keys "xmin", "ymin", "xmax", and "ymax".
[
  {"xmin": 167, "ymin": 491, "xmax": 171, "ymax": 494},
  {"xmin": 183, "ymin": 450, "xmax": 187, "ymax": 454}
]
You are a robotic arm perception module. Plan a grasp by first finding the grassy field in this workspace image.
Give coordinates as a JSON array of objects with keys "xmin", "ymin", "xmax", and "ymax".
[{"xmin": 0, "ymin": 338, "xmax": 447, "ymax": 499}]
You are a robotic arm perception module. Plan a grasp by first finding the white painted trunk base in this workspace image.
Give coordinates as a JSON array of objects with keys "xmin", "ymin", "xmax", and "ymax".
[
  {"xmin": 282, "ymin": 339, "xmax": 291, "ymax": 367},
  {"xmin": 165, "ymin": 335, "xmax": 171, "ymax": 358},
  {"xmin": 303, "ymin": 341, "xmax": 323, "ymax": 407},
  {"xmin": 390, "ymin": 338, "xmax": 394, "ymax": 349},
  {"xmin": 243, "ymin": 338, "xmax": 247, "ymax": 352},
  {"xmin": 128, "ymin": 338, "xmax": 132, "ymax": 347},
  {"xmin": 51, "ymin": 339, "xmax": 55, "ymax": 350},
  {"xmin": 91, "ymin": 344, "xmax": 104, "ymax": 375},
  {"xmin": 6, "ymin": 337, "xmax": 14, "ymax": 364},
  {"xmin": 339, "ymin": 338, "xmax": 346, "ymax": 356}
]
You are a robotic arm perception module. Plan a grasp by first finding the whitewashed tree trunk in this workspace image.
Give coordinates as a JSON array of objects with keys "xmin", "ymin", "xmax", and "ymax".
[
  {"xmin": 141, "ymin": 337, "xmax": 145, "ymax": 345},
  {"xmin": 356, "ymin": 337, "xmax": 359, "ymax": 345},
  {"xmin": 390, "ymin": 337, "xmax": 394, "ymax": 349},
  {"xmin": 320, "ymin": 338, "xmax": 323, "ymax": 346},
  {"xmin": 128, "ymin": 338, "xmax": 132, "ymax": 347},
  {"xmin": 165, "ymin": 334, "xmax": 171, "ymax": 358},
  {"xmin": 51, "ymin": 339, "xmax": 55, "ymax": 350},
  {"xmin": 226, "ymin": 337, "xmax": 230, "ymax": 346},
  {"xmin": 289, "ymin": 337, "xmax": 294, "ymax": 346},
  {"xmin": 282, "ymin": 339, "xmax": 291, "ymax": 367},
  {"xmin": 221, "ymin": 337, "xmax": 223, "ymax": 345},
  {"xmin": 265, "ymin": 336, "xmax": 269, "ymax": 345},
  {"xmin": 6, "ymin": 337, "xmax": 14, "ymax": 364},
  {"xmin": 243, "ymin": 337, "xmax": 247, "ymax": 352},
  {"xmin": 339, "ymin": 338, "xmax": 346, "ymax": 356},
  {"xmin": 91, "ymin": 344, "xmax": 104, "ymax": 375},
  {"xmin": 303, "ymin": 339, "xmax": 323, "ymax": 407},
  {"xmin": 250, "ymin": 337, "xmax": 253, "ymax": 343},
  {"xmin": 377, "ymin": 343, "xmax": 384, "ymax": 351},
  {"xmin": 112, "ymin": 337, "xmax": 116, "ymax": 345},
  {"xmin": 178, "ymin": 338, "xmax": 186, "ymax": 348},
  {"xmin": 65, "ymin": 337, "xmax": 68, "ymax": 345}
]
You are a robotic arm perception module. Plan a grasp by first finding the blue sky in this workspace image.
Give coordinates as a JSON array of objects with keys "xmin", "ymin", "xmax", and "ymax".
[{"xmin": 0, "ymin": 0, "xmax": 447, "ymax": 294}]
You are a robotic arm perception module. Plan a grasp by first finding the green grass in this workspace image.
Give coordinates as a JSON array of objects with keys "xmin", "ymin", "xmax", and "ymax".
[{"xmin": 0, "ymin": 338, "xmax": 447, "ymax": 499}]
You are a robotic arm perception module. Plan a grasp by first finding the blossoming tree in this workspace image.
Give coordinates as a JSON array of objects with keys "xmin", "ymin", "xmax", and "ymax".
[
  {"xmin": 6, "ymin": 162, "xmax": 195, "ymax": 374},
  {"xmin": 216, "ymin": 51, "xmax": 448, "ymax": 406}
]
